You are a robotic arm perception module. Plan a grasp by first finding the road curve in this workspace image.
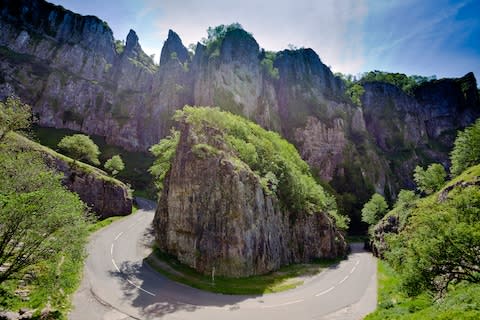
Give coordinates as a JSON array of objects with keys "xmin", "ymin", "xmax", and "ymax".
[{"xmin": 70, "ymin": 199, "xmax": 377, "ymax": 320}]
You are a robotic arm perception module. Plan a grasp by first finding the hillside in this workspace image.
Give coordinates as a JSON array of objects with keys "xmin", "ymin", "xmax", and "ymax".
[
  {"xmin": 0, "ymin": 0, "xmax": 479, "ymax": 233},
  {"xmin": 4, "ymin": 132, "xmax": 132, "ymax": 218}
]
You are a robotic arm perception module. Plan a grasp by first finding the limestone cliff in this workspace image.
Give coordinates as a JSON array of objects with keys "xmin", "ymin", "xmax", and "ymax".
[
  {"xmin": 153, "ymin": 108, "xmax": 347, "ymax": 277},
  {"xmin": 1, "ymin": 0, "xmax": 479, "ymax": 233},
  {"xmin": 361, "ymin": 73, "xmax": 480, "ymax": 190}
]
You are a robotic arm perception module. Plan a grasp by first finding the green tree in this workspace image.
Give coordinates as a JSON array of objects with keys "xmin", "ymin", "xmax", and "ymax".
[
  {"xmin": 149, "ymin": 130, "xmax": 180, "ymax": 192},
  {"xmin": 361, "ymin": 193, "xmax": 388, "ymax": 225},
  {"xmin": 387, "ymin": 186, "xmax": 480, "ymax": 296},
  {"xmin": 58, "ymin": 134, "xmax": 100, "ymax": 165},
  {"xmin": 0, "ymin": 96, "xmax": 32, "ymax": 141},
  {"xmin": 0, "ymin": 150, "xmax": 89, "ymax": 284},
  {"xmin": 104, "ymin": 155, "xmax": 125, "ymax": 176},
  {"xmin": 413, "ymin": 163, "xmax": 447, "ymax": 195},
  {"xmin": 450, "ymin": 118, "xmax": 480, "ymax": 176},
  {"xmin": 346, "ymin": 83, "xmax": 365, "ymax": 106}
]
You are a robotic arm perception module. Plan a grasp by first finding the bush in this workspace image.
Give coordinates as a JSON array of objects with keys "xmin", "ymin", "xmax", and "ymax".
[
  {"xmin": 58, "ymin": 134, "xmax": 100, "ymax": 165},
  {"xmin": 450, "ymin": 118, "xmax": 480, "ymax": 176},
  {"xmin": 413, "ymin": 163, "xmax": 447, "ymax": 195},
  {"xmin": 361, "ymin": 193, "xmax": 388, "ymax": 225}
]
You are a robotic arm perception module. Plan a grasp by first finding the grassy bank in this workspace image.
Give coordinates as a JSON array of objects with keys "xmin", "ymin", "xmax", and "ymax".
[
  {"xmin": 0, "ymin": 207, "xmax": 135, "ymax": 318},
  {"xmin": 365, "ymin": 260, "xmax": 480, "ymax": 319},
  {"xmin": 33, "ymin": 126, "xmax": 156, "ymax": 199},
  {"xmin": 146, "ymin": 247, "xmax": 341, "ymax": 295}
]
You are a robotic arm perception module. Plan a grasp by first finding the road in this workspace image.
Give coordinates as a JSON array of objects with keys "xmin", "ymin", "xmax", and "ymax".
[{"xmin": 70, "ymin": 199, "xmax": 377, "ymax": 320}]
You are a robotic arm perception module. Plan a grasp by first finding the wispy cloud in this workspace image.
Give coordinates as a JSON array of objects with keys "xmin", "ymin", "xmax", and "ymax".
[{"xmin": 139, "ymin": 0, "xmax": 368, "ymax": 73}]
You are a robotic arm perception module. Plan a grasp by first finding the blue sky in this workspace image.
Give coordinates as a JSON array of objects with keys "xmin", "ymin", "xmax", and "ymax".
[{"xmin": 49, "ymin": 0, "xmax": 480, "ymax": 80}]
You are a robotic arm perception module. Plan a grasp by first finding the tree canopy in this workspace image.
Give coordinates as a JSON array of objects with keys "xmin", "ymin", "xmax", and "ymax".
[
  {"xmin": 58, "ymin": 134, "xmax": 100, "ymax": 166},
  {"xmin": 0, "ymin": 96, "xmax": 32, "ymax": 141},
  {"xmin": 0, "ymin": 149, "xmax": 89, "ymax": 284},
  {"xmin": 361, "ymin": 193, "xmax": 388, "ymax": 225},
  {"xmin": 104, "ymin": 154, "xmax": 125, "ymax": 176},
  {"xmin": 450, "ymin": 118, "xmax": 480, "ymax": 176},
  {"xmin": 413, "ymin": 163, "xmax": 447, "ymax": 195}
]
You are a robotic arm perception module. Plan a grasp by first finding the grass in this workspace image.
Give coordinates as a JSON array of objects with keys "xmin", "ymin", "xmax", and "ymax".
[
  {"xmin": 365, "ymin": 260, "xmax": 480, "ymax": 319},
  {"xmin": 7, "ymin": 132, "xmax": 125, "ymax": 187},
  {"xmin": 146, "ymin": 247, "xmax": 341, "ymax": 295}
]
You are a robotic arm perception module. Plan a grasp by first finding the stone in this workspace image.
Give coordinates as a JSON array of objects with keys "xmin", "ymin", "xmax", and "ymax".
[{"xmin": 153, "ymin": 121, "xmax": 348, "ymax": 277}]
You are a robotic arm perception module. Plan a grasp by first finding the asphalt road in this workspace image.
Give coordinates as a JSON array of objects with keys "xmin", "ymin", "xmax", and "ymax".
[{"xmin": 70, "ymin": 199, "xmax": 377, "ymax": 320}]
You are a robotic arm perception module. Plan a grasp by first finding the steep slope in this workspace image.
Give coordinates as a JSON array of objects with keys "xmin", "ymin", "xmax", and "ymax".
[
  {"xmin": 152, "ymin": 107, "xmax": 348, "ymax": 277},
  {"xmin": 1, "ymin": 0, "xmax": 479, "ymax": 232},
  {"xmin": 4, "ymin": 132, "xmax": 132, "ymax": 218}
]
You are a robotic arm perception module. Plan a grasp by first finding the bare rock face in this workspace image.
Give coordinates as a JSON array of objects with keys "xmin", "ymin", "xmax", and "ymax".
[
  {"xmin": 153, "ymin": 122, "xmax": 347, "ymax": 277},
  {"xmin": 295, "ymin": 117, "xmax": 347, "ymax": 181},
  {"xmin": 46, "ymin": 152, "xmax": 132, "ymax": 219}
]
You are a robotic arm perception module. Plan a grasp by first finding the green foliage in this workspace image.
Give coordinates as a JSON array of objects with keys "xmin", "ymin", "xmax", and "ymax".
[
  {"xmin": 393, "ymin": 189, "xmax": 418, "ymax": 227},
  {"xmin": 147, "ymin": 246, "xmax": 340, "ymax": 295},
  {"xmin": 0, "ymin": 96, "xmax": 32, "ymax": 140},
  {"xmin": 151, "ymin": 106, "xmax": 348, "ymax": 229},
  {"xmin": 361, "ymin": 193, "xmax": 388, "ymax": 225},
  {"xmin": 345, "ymin": 83, "xmax": 365, "ymax": 106},
  {"xmin": 114, "ymin": 40, "xmax": 125, "ymax": 54},
  {"xmin": 260, "ymin": 51, "xmax": 279, "ymax": 80},
  {"xmin": 359, "ymin": 71, "xmax": 436, "ymax": 95},
  {"xmin": 366, "ymin": 260, "xmax": 480, "ymax": 320},
  {"xmin": 58, "ymin": 134, "xmax": 100, "ymax": 166},
  {"xmin": 149, "ymin": 130, "xmax": 180, "ymax": 192},
  {"xmin": 413, "ymin": 163, "xmax": 446, "ymax": 195},
  {"xmin": 387, "ymin": 185, "xmax": 480, "ymax": 296},
  {"xmin": 104, "ymin": 154, "xmax": 125, "ymax": 176},
  {"xmin": 202, "ymin": 23, "xmax": 251, "ymax": 57},
  {"xmin": 450, "ymin": 118, "xmax": 480, "ymax": 176},
  {"xmin": 0, "ymin": 150, "xmax": 89, "ymax": 286}
]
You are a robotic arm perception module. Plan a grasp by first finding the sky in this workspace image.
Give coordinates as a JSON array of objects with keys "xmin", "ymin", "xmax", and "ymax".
[{"xmin": 49, "ymin": 0, "xmax": 480, "ymax": 80}]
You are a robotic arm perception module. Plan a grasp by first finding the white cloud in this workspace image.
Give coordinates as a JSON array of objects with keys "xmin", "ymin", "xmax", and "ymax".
[{"xmin": 135, "ymin": 0, "xmax": 368, "ymax": 73}]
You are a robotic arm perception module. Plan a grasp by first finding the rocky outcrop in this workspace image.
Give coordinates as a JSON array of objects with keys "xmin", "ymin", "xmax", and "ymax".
[
  {"xmin": 153, "ymin": 120, "xmax": 347, "ymax": 277},
  {"xmin": 7, "ymin": 132, "xmax": 132, "ymax": 219},
  {"xmin": 361, "ymin": 73, "xmax": 480, "ymax": 190},
  {"xmin": 51, "ymin": 157, "xmax": 132, "ymax": 219},
  {"xmin": 1, "ymin": 0, "xmax": 479, "ymax": 233}
]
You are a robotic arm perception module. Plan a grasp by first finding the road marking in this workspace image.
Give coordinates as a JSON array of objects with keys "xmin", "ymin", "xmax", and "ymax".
[
  {"xmin": 112, "ymin": 259, "xmax": 120, "ymax": 272},
  {"xmin": 355, "ymin": 260, "xmax": 360, "ymax": 266},
  {"xmin": 315, "ymin": 286, "xmax": 335, "ymax": 296},
  {"xmin": 260, "ymin": 299, "xmax": 304, "ymax": 309},
  {"xmin": 126, "ymin": 278, "xmax": 156, "ymax": 297},
  {"xmin": 339, "ymin": 275, "xmax": 349, "ymax": 284},
  {"xmin": 110, "ymin": 218, "xmax": 157, "ymax": 297},
  {"xmin": 350, "ymin": 266, "xmax": 356, "ymax": 274}
]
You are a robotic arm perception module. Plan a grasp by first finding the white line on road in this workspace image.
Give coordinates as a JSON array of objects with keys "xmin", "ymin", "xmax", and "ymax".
[
  {"xmin": 112, "ymin": 259, "xmax": 120, "ymax": 272},
  {"xmin": 260, "ymin": 299, "xmax": 304, "ymax": 309},
  {"xmin": 350, "ymin": 266, "xmax": 356, "ymax": 274},
  {"xmin": 355, "ymin": 260, "xmax": 360, "ymax": 266},
  {"xmin": 339, "ymin": 275, "xmax": 349, "ymax": 284},
  {"xmin": 126, "ymin": 279, "xmax": 156, "ymax": 297},
  {"xmin": 114, "ymin": 232, "xmax": 124, "ymax": 241},
  {"xmin": 315, "ymin": 286, "xmax": 335, "ymax": 296},
  {"xmin": 110, "ymin": 243, "xmax": 114, "ymax": 256}
]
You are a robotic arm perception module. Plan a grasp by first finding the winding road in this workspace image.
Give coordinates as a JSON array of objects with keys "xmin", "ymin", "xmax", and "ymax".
[{"xmin": 70, "ymin": 199, "xmax": 377, "ymax": 320}]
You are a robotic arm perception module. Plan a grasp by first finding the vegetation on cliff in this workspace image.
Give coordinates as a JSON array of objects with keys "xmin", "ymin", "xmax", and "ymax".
[
  {"xmin": 367, "ymin": 119, "xmax": 480, "ymax": 318},
  {"xmin": 150, "ymin": 106, "xmax": 349, "ymax": 229}
]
